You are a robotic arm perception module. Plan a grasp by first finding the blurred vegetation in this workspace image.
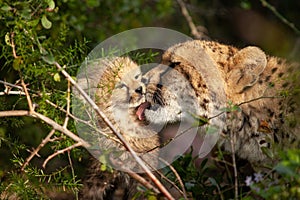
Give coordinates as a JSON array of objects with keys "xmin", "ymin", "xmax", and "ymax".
[{"xmin": 0, "ymin": 0, "xmax": 299, "ymax": 199}]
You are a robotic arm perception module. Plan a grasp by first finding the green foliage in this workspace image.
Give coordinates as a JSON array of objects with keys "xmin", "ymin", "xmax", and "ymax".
[
  {"xmin": 167, "ymin": 147, "xmax": 300, "ymax": 199},
  {"xmin": 0, "ymin": 0, "xmax": 173, "ymax": 198},
  {"xmin": 222, "ymin": 100, "xmax": 241, "ymax": 113},
  {"xmin": 129, "ymin": 50, "xmax": 160, "ymax": 66},
  {"xmin": 241, "ymin": 149, "xmax": 300, "ymax": 200},
  {"xmin": 0, "ymin": 171, "xmax": 46, "ymax": 200},
  {"xmin": 0, "ymin": 0, "xmax": 299, "ymax": 199},
  {"xmin": 0, "ymin": 0, "xmax": 89, "ymax": 198},
  {"xmin": 167, "ymin": 152, "xmax": 226, "ymax": 199}
]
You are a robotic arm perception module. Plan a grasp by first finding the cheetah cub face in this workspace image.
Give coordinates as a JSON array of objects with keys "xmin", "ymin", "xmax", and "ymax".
[
  {"xmin": 136, "ymin": 42, "xmax": 228, "ymax": 129},
  {"xmin": 94, "ymin": 57, "xmax": 146, "ymax": 111}
]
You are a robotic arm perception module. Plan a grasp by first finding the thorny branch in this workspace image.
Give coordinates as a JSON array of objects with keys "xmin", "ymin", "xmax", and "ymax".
[
  {"xmin": 21, "ymin": 129, "xmax": 56, "ymax": 171},
  {"xmin": 0, "ymin": 78, "xmax": 122, "ymax": 149},
  {"xmin": 0, "ymin": 78, "xmax": 168, "ymax": 197},
  {"xmin": 0, "ymin": 110, "xmax": 90, "ymax": 148},
  {"xmin": 0, "ymin": 77, "xmax": 90, "ymax": 167},
  {"xmin": 0, "ymin": 80, "xmax": 24, "ymax": 91},
  {"xmin": 53, "ymin": 61, "xmax": 174, "ymax": 200},
  {"xmin": 42, "ymin": 142, "xmax": 83, "ymax": 168}
]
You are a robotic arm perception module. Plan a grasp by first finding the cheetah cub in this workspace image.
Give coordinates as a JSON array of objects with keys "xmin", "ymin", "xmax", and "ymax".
[{"xmin": 75, "ymin": 57, "xmax": 160, "ymax": 199}]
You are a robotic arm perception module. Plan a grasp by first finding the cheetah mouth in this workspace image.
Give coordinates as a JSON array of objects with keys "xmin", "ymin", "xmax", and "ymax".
[{"xmin": 136, "ymin": 102, "xmax": 151, "ymax": 121}]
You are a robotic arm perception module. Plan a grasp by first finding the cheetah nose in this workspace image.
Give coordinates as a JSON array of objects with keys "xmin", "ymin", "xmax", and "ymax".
[{"xmin": 135, "ymin": 86, "xmax": 144, "ymax": 94}]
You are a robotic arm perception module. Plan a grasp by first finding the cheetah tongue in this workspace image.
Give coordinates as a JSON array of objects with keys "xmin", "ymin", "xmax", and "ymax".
[{"xmin": 136, "ymin": 102, "xmax": 150, "ymax": 121}]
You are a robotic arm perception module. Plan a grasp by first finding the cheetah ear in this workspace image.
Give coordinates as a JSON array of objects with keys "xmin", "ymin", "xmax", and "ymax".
[{"xmin": 228, "ymin": 46, "xmax": 267, "ymax": 93}]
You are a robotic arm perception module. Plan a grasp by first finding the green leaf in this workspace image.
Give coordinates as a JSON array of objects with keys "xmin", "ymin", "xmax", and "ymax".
[
  {"xmin": 87, "ymin": 0, "xmax": 100, "ymax": 8},
  {"xmin": 221, "ymin": 101, "xmax": 241, "ymax": 112},
  {"xmin": 147, "ymin": 195, "xmax": 157, "ymax": 200},
  {"xmin": 1, "ymin": 4, "xmax": 12, "ymax": 11},
  {"xmin": 190, "ymin": 113, "xmax": 209, "ymax": 127},
  {"xmin": 20, "ymin": 8, "xmax": 31, "ymax": 19},
  {"xmin": 27, "ymin": 19, "xmax": 40, "ymax": 27},
  {"xmin": 208, "ymin": 177, "xmax": 218, "ymax": 187},
  {"xmin": 5, "ymin": 32, "xmax": 11, "ymax": 46},
  {"xmin": 99, "ymin": 154, "xmax": 107, "ymax": 164},
  {"xmin": 46, "ymin": 0, "xmax": 55, "ymax": 9},
  {"xmin": 287, "ymin": 149, "xmax": 300, "ymax": 164},
  {"xmin": 42, "ymin": 54, "xmax": 55, "ymax": 64},
  {"xmin": 100, "ymin": 164, "xmax": 106, "ymax": 171},
  {"xmin": 53, "ymin": 73, "xmax": 61, "ymax": 82},
  {"xmin": 13, "ymin": 57, "xmax": 22, "ymax": 71},
  {"xmin": 240, "ymin": 0, "xmax": 252, "ymax": 10},
  {"xmin": 275, "ymin": 163, "xmax": 296, "ymax": 177},
  {"xmin": 206, "ymin": 125, "xmax": 218, "ymax": 134},
  {"xmin": 261, "ymin": 146, "xmax": 274, "ymax": 159},
  {"xmin": 199, "ymin": 158, "xmax": 208, "ymax": 169},
  {"xmin": 232, "ymin": 104, "xmax": 241, "ymax": 112},
  {"xmin": 41, "ymin": 15, "xmax": 52, "ymax": 29}
]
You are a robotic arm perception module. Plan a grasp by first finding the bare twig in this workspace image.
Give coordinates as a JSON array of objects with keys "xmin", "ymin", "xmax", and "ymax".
[
  {"xmin": 0, "ymin": 79, "xmax": 51, "ymax": 96},
  {"xmin": 53, "ymin": 62, "xmax": 174, "ymax": 199},
  {"xmin": 208, "ymin": 95, "xmax": 284, "ymax": 121},
  {"xmin": 45, "ymin": 99, "xmax": 120, "ymax": 143},
  {"xmin": 67, "ymin": 150, "xmax": 79, "ymax": 199},
  {"xmin": 211, "ymin": 156, "xmax": 234, "ymax": 167},
  {"xmin": 0, "ymin": 110, "xmax": 90, "ymax": 148},
  {"xmin": 0, "ymin": 79, "xmax": 104, "ymax": 143},
  {"xmin": 156, "ymin": 158, "xmax": 188, "ymax": 199},
  {"xmin": 33, "ymin": 111, "xmax": 89, "ymax": 147},
  {"xmin": 10, "ymin": 32, "xmax": 19, "ymax": 58},
  {"xmin": 237, "ymin": 95, "xmax": 284, "ymax": 107},
  {"xmin": 43, "ymin": 142, "xmax": 82, "ymax": 168},
  {"xmin": 0, "ymin": 91, "xmax": 25, "ymax": 96},
  {"xmin": 230, "ymin": 131, "xmax": 238, "ymax": 200},
  {"xmin": 177, "ymin": 0, "xmax": 205, "ymax": 39},
  {"xmin": 21, "ymin": 129, "xmax": 56, "ymax": 171},
  {"xmin": 260, "ymin": 0, "xmax": 300, "ymax": 35},
  {"xmin": 63, "ymin": 79, "xmax": 71, "ymax": 128},
  {"xmin": 21, "ymin": 79, "xmax": 34, "ymax": 113},
  {"xmin": 127, "ymin": 171, "xmax": 160, "ymax": 194},
  {"xmin": 0, "ymin": 80, "xmax": 24, "ymax": 91}
]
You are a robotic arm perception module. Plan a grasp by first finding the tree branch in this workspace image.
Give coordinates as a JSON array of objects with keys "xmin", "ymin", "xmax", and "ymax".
[
  {"xmin": 0, "ymin": 110, "xmax": 90, "ymax": 148},
  {"xmin": 21, "ymin": 79, "xmax": 34, "ymax": 113},
  {"xmin": 54, "ymin": 61, "xmax": 174, "ymax": 199},
  {"xmin": 10, "ymin": 32, "xmax": 19, "ymax": 58},
  {"xmin": 42, "ymin": 142, "xmax": 82, "ymax": 168},
  {"xmin": 21, "ymin": 129, "xmax": 56, "ymax": 171},
  {"xmin": 177, "ymin": 0, "xmax": 206, "ymax": 39}
]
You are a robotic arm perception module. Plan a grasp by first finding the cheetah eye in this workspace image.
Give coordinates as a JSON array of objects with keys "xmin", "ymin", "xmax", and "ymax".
[
  {"xmin": 135, "ymin": 86, "xmax": 143, "ymax": 94},
  {"xmin": 115, "ymin": 82, "xmax": 127, "ymax": 89},
  {"xmin": 134, "ymin": 73, "xmax": 142, "ymax": 80}
]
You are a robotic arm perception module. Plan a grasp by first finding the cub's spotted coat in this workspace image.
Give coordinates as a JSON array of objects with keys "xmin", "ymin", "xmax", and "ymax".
[
  {"xmin": 76, "ymin": 57, "xmax": 159, "ymax": 199},
  {"xmin": 140, "ymin": 40, "xmax": 299, "ymax": 163}
]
